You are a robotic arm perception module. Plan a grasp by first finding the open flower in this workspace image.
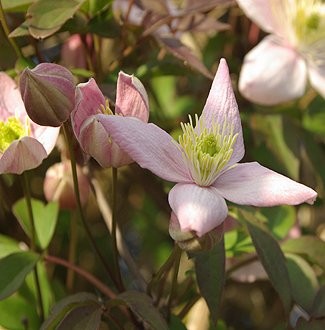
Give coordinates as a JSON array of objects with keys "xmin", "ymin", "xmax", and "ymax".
[
  {"xmin": 0, "ymin": 72, "xmax": 59, "ymax": 174},
  {"xmin": 71, "ymin": 72, "xmax": 149, "ymax": 168},
  {"xmin": 237, "ymin": 0, "xmax": 325, "ymax": 105},
  {"xmin": 96, "ymin": 59, "xmax": 317, "ymax": 237}
]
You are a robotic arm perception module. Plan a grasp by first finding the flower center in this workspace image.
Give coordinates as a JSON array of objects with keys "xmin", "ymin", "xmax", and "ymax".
[
  {"xmin": 178, "ymin": 115, "xmax": 238, "ymax": 186},
  {"xmin": 0, "ymin": 117, "xmax": 27, "ymax": 153},
  {"xmin": 98, "ymin": 99, "xmax": 113, "ymax": 115}
]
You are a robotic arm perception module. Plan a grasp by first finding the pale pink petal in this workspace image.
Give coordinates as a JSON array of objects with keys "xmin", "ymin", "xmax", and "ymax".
[
  {"xmin": 96, "ymin": 115, "xmax": 191, "ymax": 182},
  {"xmin": 239, "ymin": 35, "xmax": 307, "ymax": 105},
  {"xmin": 115, "ymin": 72, "xmax": 149, "ymax": 122},
  {"xmin": 214, "ymin": 162, "xmax": 317, "ymax": 206},
  {"xmin": 0, "ymin": 137, "xmax": 47, "ymax": 174},
  {"xmin": 307, "ymin": 54, "xmax": 325, "ymax": 98},
  {"xmin": 0, "ymin": 72, "xmax": 26, "ymax": 121},
  {"xmin": 236, "ymin": 0, "xmax": 288, "ymax": 36},
  {"xmin": 61, "ymin": 34, "xmax": 87, "ymax": 69},
  {"xmin": 72, "ymin": 78, "xmax": 105, "ymax": 137},
  {"xmin": 168, "ymin": 183, "xmax": 228, "ymax": 237},
  {"xmin": 199, "ymin": 58, "xmax": 244, "ymax": 167},
  {"xmin": 31, "ymin": 125, "xmax": 60, "ymax": 155}
]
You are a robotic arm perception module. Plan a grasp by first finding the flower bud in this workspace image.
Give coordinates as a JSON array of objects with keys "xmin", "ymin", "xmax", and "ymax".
[
  {"xmin": 20, "ymin": 63, "xmax": 75, "ymax": 127},
  {"xmin": 44, "ymin": 161, "xmax": 90, "ymax": 210},
  {"xmin": 169, "ymin": 212, "xmax": 224, "ymax": 252}
]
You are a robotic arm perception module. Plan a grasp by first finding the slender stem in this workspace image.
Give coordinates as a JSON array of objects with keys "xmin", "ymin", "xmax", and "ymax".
[
  {"xmin": 91, "ymin": 177, "xmax": 147, "ymax": 291},
  {"xmin": 177, "ymin": 295, "xmax": 200, "ymax": 320},
  {"xmin": 0, "ymin": 0, "xmax": 23, "ymax": 58},
  {"xmin": 111, "ymin": 167, "xmax": 124, "ymax": 291},
  {"xmin": 45, "ymin": 255, "xmax": 116, "ymax": 299},
  {"xmin": 66, "ymin": 212, "xmax": 78, "ymax": 292},
  {"xmin": 62, "ymin": 122, "xmax": 118, "ymax": 288},
  {"xmin": 21, "ymin": 172, "xmax": 45, "ymax": 322},
  {"xmin": 167, "ymin": 245, "xmax": 181, "ymax": 319}
]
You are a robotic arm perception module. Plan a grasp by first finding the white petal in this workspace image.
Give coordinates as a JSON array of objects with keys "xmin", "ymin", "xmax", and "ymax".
[{"xmin": 239, "ymin": 35, "xmax": 307, "ymax": 105}]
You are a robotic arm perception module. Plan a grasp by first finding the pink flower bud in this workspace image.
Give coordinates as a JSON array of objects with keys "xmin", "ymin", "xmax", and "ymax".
[
  {"xmin": 20, "ymin": 63, "xmax": 75, "ymax": 127},
  {"xmin": 44, "ymin": 161, "xmax": 90, "ymax": 210}
]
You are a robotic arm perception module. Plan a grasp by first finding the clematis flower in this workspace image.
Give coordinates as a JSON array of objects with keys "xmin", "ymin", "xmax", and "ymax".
[
  {"xmin": 71, "ymin": 71, "xmax": 149, "ymax": 168},
  {"xmin": 237, "ymin": 0, "xmax": 325, "ymax": 105},
  {"xmin": 0, "ymin": 72, "xmax": 60, "ymax": 174},
  {"xmin": 96, "ymin": 59, "xmax": 317, "ymax": 237}
]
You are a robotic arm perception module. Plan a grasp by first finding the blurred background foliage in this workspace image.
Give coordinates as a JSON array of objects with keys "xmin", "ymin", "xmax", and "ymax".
[{"xmin": 0, "ymin": 0, "xmax": 324, "ymax": 329}]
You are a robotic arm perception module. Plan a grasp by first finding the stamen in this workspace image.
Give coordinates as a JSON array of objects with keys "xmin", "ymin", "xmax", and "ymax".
[{"xmin": 0, "ymin": 117, "xmax": 27, "ymax": 152}]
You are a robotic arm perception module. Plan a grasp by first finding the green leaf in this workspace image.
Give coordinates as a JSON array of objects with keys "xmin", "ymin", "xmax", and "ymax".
[
  {"xmin": 0, "ymin": 234, "xmax": 21, "ymax": 259},
  {"xmin": 0, "ymin": 251, "xmax": 39, "ymax": 300},
  {"xmin": 296, "ymin": 319, "xmax": 325, "ymax": 330},
  {"xmin": 311, "ymin": 286, "xmax": 325, "ymax": 318},
  {"xmin": 26, "ymin": 0, "xmax": 85, "ymax": 39},
  {"xmin": 13, "ymin": 198, "xmax": 59, "ymax": 250},
  {"xmin": 2, "ymin": 0, "xmax": 32, "ymax": 12},
  {"xmin": 224, "ymin": 229, "xmax": 254, "ymax": 257},
  {"xmin": 192, "ymin": 238, "xmax": 225, "ymax": 324},
  {"xmin": 282, "ymin": 236, "xmax": 325, "ymax": 271},
  {"xmin": 41, "ymin": 292, "xmax": 102, "ymax": 330},
  {"xmin": 286, "ymin": 253, "xmax": 318, "ymax": 312},
  {"xmin": 115, "ymin": 291, "xmax": 169, "ymax": 330},
  {"xmin": 241, "ymin": 211, "xmax": 292, "ymax": 313}
]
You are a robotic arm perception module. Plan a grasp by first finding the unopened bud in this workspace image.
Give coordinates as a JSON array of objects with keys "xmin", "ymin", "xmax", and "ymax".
[
  {"xmin": 20, "ymin": 63, "xmax": 75, "ymax": 127},
  {"xmin": 44, "ymin": 161, "xmax": 90, "ymax": 210},
  {"xmin": 169, "ymin": 212, "xmax": 224, "ymax": 252}
]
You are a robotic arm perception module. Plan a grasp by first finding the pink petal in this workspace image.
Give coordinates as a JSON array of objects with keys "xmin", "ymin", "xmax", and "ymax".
[
  {"xmin": 214, "ymin": 162, "xmax": 317, "ymax": 206},
  {"xmin": 236, "ymin": 0, "xmax": 288, "ymax": 36},
  {"xmin": 96, "ymin": 115, "xmax": 191, "ymax": 182},
  {"xmin": 308, "ymin": 56, "xmax": 325, "ymax": 99},
  {"xmin": 71, "ymin": 78, "xmax": 105, "ymax": 137},
  {"xmin": 0, "ymin": 72, "xmax": 26, "ymax": 121},
  {"xmin": 239, "ymin": 35, "xmax": 307, "ymax": 105},
  {"xmin": 0, "ymin": 137, "xmax": 47, "ymax": 174},
  {"xmin": 199, "ymin": 58, "xmax": 244, "ymax": 167},
  {"xmin": 31, "ymin": 125, "xmax": 60, "ymax": 155},
  {"xmin": 61, "ymin": 34, "xmax": 87, "ymax": 69},
  {"xmin": 168, "ymin": 183, "xmax": 228, "ymax": 237},
  {"xmin": 115, "ymin": 72, "xmax": 149, "ymax": 122}
]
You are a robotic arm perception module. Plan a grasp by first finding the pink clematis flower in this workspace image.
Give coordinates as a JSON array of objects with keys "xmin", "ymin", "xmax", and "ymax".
[
  {"xmin": 0, "ymin": 72, "xmax": 59, "ymax": 174},
  {"xmin": 95, "ymin": 59, "xmax": 317, "ymax": 237},
  {"xmin": 237, "ymin": 0, "xmax": 325, "ymax": 105},
  {"xmin": 71, "ymin": 71, "xmax": 149, "ymax": 168}
]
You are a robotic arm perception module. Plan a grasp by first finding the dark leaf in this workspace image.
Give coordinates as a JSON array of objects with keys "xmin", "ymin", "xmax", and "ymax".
[{"xmin": 311, "ymin": 286, "xmax": 325, "ymax": 318}]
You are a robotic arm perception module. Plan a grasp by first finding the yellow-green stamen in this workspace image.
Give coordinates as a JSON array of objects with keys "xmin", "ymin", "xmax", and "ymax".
[
  {"xmin": 178, "ymin": 114, "xmax": 238, "ymax": 186},
  {"xmin": 98, "ymin": 99, "xmax": 114, "ymax": 115},
  {"xmin": 0, "ymin": 117, "xmax": 26, "ymax": 153}
]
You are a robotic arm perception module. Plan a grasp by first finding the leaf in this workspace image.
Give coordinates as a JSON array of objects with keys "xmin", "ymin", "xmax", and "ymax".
[
  {"xmin": 2, "ymin": 0, "xmax": 32, "ymax": 12},
  {"xmin": 286, "ymin": 253, "xmax": 318, "ymax": 312},
  {"xmin": 311, "ymin": 286, "xmax": 325, "ymax": 318},
  {"xmin": 13, "ymin": 198, "xmax": 59, "ymax": 250},
  {"xmin": 0, "ymin": 234, "xmax": 21, "ymax": 259},
  {"xmin": 296, "ymin": 319, "xmax": 325, "ymax": 330},
  {"xmin": 282, "ymin": 236, "xmax": 325, "ymax": 271},
  {"xmin": 192, "ymin": 238, "xmax": 225, "ymax": 323},
  {"xmin": 241, "ymin": 211, "xmax": 292, "ymax": 313},
  {"xmin": 115, "ymin": 291, "xmax": 169, "ymax": 330},
  {"xmin": 0, "ymin": 251, "xmax": 39, "ymax": 300},
  {"xmin": 224, "ymin": 229, "xmax": 254, "ymax": 257},
  {"xmin": 26, "ymin": 0, "xmax": 85, "ymax": 39},
  {"xmin": 41, "ymin": 292, "xmax": 102, "ymax": 330}
]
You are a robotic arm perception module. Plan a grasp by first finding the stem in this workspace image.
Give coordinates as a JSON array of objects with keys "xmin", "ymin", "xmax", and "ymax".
[
  {"xmin": 62, "ymin": 122, "xmax": 118, "ymax": 288},
  {"xmin": 21, "ymin": 172, "xmax": 45, "ymax": 321},
  {"xmin": 66, "ymin": 212, "xmax": 78, "ymax": 292},
  {"xmin": 91, "ymin": 177, "xmax": 147, "ymax": 291},
  {"xmin": 0, "ymin": 0, "xmax": 23, "ymax": 58},
  {"xmin": 45, "ymin": 255, "xmax": 116, "ymax": 299},
  {"xmin": 111, "ymin": 167, "xmax": 124, "ymax": 291}
]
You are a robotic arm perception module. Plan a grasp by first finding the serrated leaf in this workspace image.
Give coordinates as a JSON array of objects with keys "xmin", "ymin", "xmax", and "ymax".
[
  {"xmin": 13, "ymin": 198, "xmax": 59, "ymax": 250},
  {"xmin": 241, "ymin": 211, "xmax": 292, "ymax": 313},
  {"xmin": 286, "ymin": 253, "xmax": 318, "ymax": 312},
  {"xmin": 0, "ymin": 251, "xmax": 39, "ymax": 300},
  {"xmin": 0, "ymin": 234, "xmax": 21, "ymax": 259},
  {"xmin": 282, "ymin": 236, "xmax": 325, "ymax": 271},
  {"xmin": 192, "ymin": 238, "xmax": 225, "ymax": 324},
  {"xmin": 116, "ymin": 291, "xmax": 168, "ymax": 330},
  {"xmin": 311, "ymin": 286, "xmax": 325, "ymax": 318},
  {"xmin": 41, "ymin": 292, "xmax": 102, "ymax": 330}
]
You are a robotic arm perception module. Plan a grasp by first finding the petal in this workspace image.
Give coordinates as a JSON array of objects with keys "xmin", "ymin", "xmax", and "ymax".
[
  {"xmin": 214, "ymin": 162, "xmax": 317, "ymax": 206},
  {"xmin": 96, "ymin": 115, "xmax": 191, "ymax": 182},
  {"xmin": 115, "ymin": 72, "xmax": 149, "ymax": 122},
  {"xmin": 71, "ymin": 78, "xmax": 105, "ymax": 137},
  {"xmin": 168, "ymin": 183, "xmax": 228, "ymax": 237},
  {"xmin": 307, "ymin": 49, "xmax": 325, "ymax": 98},
  {"xmin": 0, "ymin": 137, "xmax": 47, "ymax": 174},
  {"xmin": 239, "ymin": 35, "xmax": 307, "ymax": 105},
  {"xmin": 31, "ymin": 125, "xmax": 60, "ymax": 155},
  {"xmin": 0, "ymin": 72, "xmax": 26, "ymax": 121},
  {"xmin": 199, "ymin": 58, "xmax": 244, "ymax": 166}
]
